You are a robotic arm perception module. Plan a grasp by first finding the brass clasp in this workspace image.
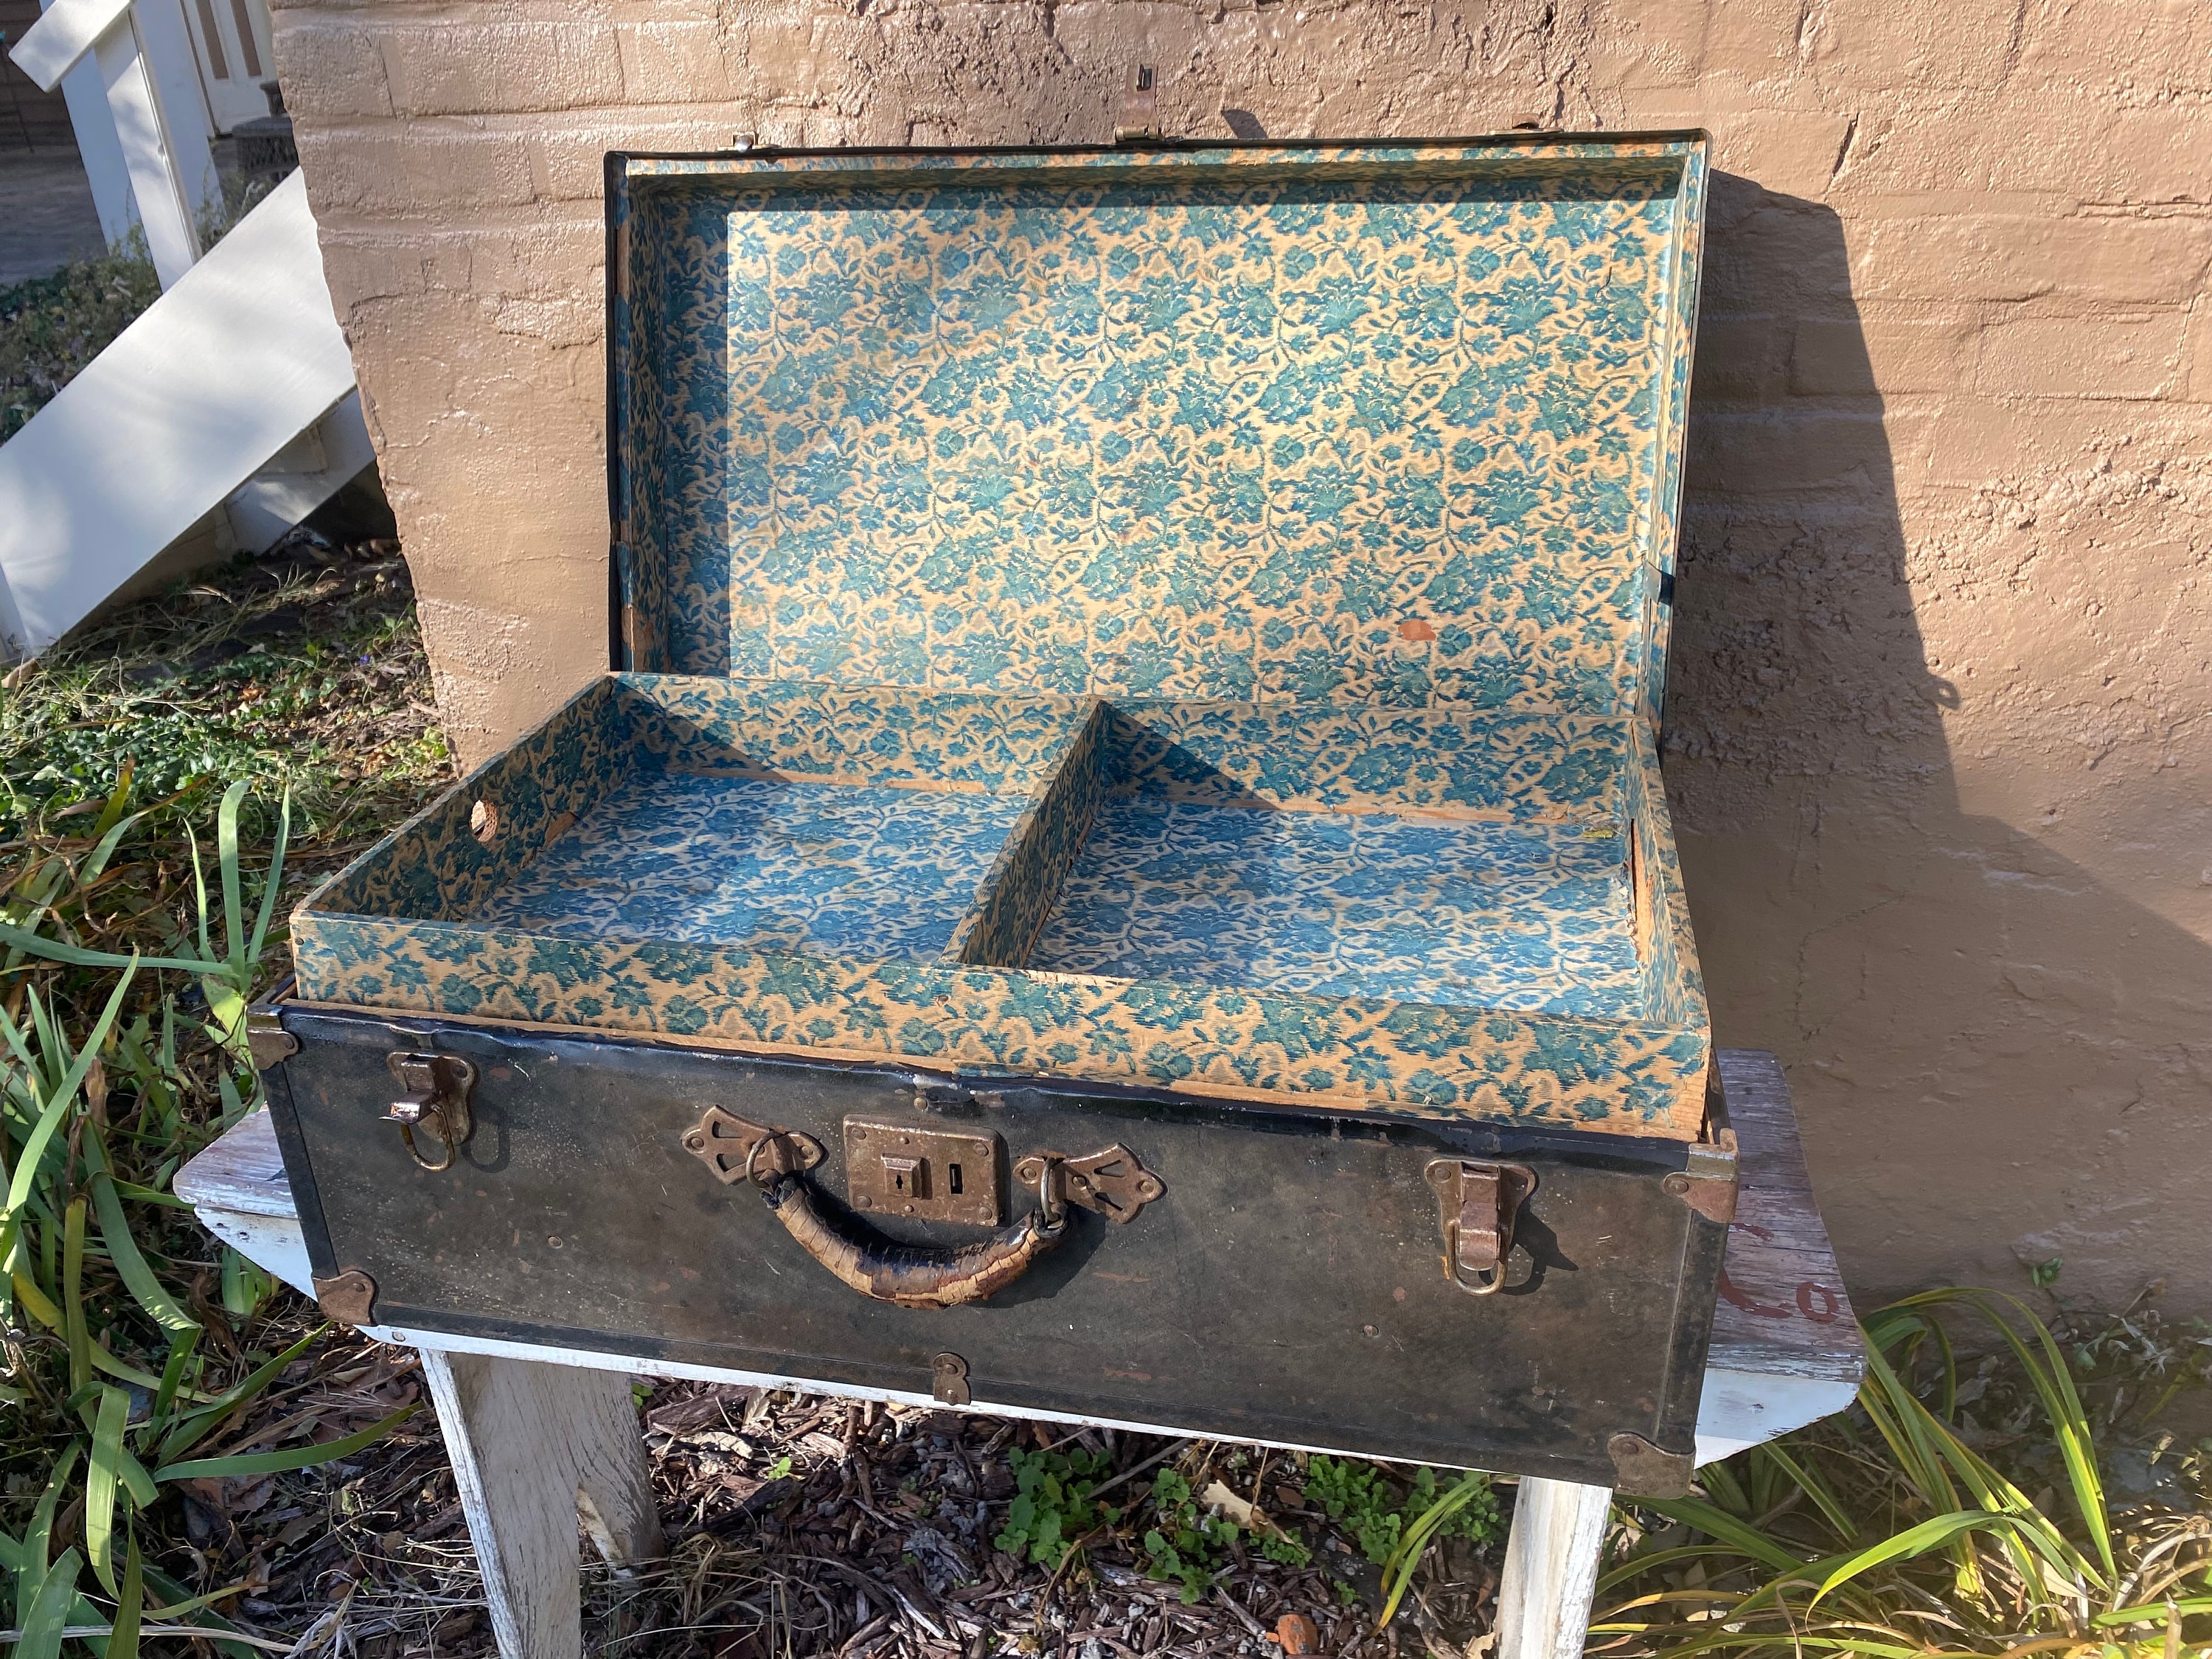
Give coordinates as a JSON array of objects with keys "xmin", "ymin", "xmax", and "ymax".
[
  {"xmin": 384, "ymin": 1052, "xmax": 477, "ymax": 1172},
  {"xmin": 1424, "ymin": 1158, "xmax": 1537, "ymax": 1295}
]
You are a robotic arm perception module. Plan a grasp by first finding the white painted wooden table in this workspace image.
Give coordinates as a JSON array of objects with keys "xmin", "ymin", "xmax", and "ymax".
[{"xmin": 177, "ymin": 1049, "xmax": 1860, "ymax": 1659}]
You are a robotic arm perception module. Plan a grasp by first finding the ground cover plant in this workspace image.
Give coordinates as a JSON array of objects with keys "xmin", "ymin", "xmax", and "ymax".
[
  {"xmin": 0, "ymin": 535, "xmax": 454, "ymax": 1655},
  {"xmin": 0, "ymin": 247, "xmax": 161, "ymax": 443}
]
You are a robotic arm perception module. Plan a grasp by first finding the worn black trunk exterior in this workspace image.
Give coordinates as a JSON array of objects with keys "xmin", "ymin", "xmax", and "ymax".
[{"xmin": 261, "ymin": 999, "xmax": 1730, "ymax": 1491}]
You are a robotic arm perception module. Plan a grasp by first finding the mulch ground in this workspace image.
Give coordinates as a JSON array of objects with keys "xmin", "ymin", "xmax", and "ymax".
[{"xmin": 181, "ymin": 1321, "xmax": 1503, "ymax": 1659}]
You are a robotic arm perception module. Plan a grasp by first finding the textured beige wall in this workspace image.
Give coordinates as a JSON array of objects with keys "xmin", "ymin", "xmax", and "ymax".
[{"xmin": 269, "ymin": 0, "xmax": 2212, "ymax": 1312}]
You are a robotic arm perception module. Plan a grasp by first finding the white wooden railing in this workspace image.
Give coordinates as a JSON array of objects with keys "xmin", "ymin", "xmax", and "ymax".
[{"xmin": 0, "ymin": 0, "xmax": 373, "ymax": 661}]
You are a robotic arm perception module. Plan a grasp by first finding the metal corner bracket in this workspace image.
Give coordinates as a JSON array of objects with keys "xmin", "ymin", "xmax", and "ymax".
[
  {"xmin": 246, "ymin": 1006, "xmax": 298, "ymax": 1071},
  {"xmin": 1663, "ymin": 1128, "xmax": 1739, "ymax": 1226},
  {"xmin": 313, "ymin": 1268, "xmax": 378, "ymax": 1326},
  {"xmin": 1607, "ymin": 1432, "xmax": 1694, "ymax": 1498}
]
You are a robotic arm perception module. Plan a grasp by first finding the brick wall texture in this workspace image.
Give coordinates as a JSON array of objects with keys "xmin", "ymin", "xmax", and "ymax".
[{"xmin": 268, "ymin": 0, "xmax": 2212, "ymax": 1313}]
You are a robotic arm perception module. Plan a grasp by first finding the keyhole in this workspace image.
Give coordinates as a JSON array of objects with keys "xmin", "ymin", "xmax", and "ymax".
[
  {"xmin": 894, "ymin": 1170, "xmax": 906, "ymax": 1192},
  {"xmin": 948, "ymin": 1164, "xmax": 964, "ymax": 1194}
]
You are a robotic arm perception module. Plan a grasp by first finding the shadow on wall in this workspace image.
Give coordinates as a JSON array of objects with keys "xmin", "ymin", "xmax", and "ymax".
[{"xmin": 1666, "ymin": 175, "xmax": 2211, "ymax": 1315}]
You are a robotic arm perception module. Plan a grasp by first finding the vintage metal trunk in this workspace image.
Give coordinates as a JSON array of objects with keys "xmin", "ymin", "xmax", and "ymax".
[{"xmin": 260, "ymin": 133, "xmax": 1726, "ymax": 1493}]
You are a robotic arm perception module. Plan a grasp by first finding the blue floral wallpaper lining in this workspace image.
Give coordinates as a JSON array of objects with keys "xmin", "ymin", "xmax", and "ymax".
[
  {"xmin": 1025, "ymin": 798, "xmax": 1639, "ymax": 1013},
  {"xmin": 613, "ymin": 142, "xmax": 1703, "ymax": 718},
  {"xmin": 468, "ymin": 771, "xmax": 1032, "ymax": 961},
  {"xmin": 293, "ymin": 138, "xmax": 1714, "ymax": 1140}
]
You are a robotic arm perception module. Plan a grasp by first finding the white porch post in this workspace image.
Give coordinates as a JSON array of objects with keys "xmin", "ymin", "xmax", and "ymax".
[{"xmin": 12, "ymin": 0, "xmax": 218, "ymax": 288}]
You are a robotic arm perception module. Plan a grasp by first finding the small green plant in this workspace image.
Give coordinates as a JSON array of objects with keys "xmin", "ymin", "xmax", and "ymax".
[
  {"xmin": 1139, "ymin": 1469, "xmax": 1243, "ymax": 1603},
  {"xmin": 1302, "ymin": 1455, "xmax": 1500, "ymax": 1569},
  {"xmin": 995, "ymin": 1445, "xmax": 1119, "ymax": 1568},
  {"xmin": 764, "ymin": 1454, "xmax": 793, "ymax": 1481},
  {"xmin": 1378, "ymin": 1469, "xmax": 1503, "ymax": 1625}
]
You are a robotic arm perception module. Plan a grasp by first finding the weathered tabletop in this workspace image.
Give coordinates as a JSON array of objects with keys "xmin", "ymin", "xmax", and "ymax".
[{"xmin": 179, "ymin": 1048, "xmax": 1861, "ymax": 1659}]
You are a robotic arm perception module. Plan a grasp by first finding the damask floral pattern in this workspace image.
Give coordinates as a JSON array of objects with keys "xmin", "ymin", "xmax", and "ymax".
[
  {"xmin": 1026, "ymin": 799, "xmax": 1639, "ymax": 1012},
  {"xmin": 293, "ymin": 138, "xmax": 1715, "ymax": 1140},
  {"xmin": 469, "ymin": 771, "xmax": 1033, "ymax": 960},
  {"xmin": 616, "ymin": 145, "xmax": 1695, "ymax": 716}
]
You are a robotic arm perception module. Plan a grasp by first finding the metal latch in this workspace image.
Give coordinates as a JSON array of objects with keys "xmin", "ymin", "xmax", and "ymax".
[
  {"xmin": 1425, "ymin": 1158, "xmax": 1537, "ymax": 1295},
  {"xmin": 385, "ymin": 1052, "xmax": 477, "ymax": 1172},
  {"xmin": 846, "ymin": 1119, "xmax": 1003, "ymax": 1226}
]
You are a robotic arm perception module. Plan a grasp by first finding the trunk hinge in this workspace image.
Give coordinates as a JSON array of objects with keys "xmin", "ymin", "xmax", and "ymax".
[{"xmin": 1114, "ymin": 65, "xmax": 1162, "ymax": 143}]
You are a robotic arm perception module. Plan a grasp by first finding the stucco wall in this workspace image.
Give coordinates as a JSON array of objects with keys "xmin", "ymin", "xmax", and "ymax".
[{"xmin": 267, "ymin": 0, "xmax": 2212, "ymax": 1313}]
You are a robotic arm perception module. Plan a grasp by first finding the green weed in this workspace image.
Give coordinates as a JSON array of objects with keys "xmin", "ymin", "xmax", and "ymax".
[
  {"xmin": 995, "ymin": 1445, "xmax": 1120, "ymax": 1568},
  {"xmin": 1304, "ymin": 1454, "xmax": 1500, "ymax": 1568},
  {"xmin": 1140, "ymin": 1469, "xmax": 1242, "ymax": 1603}
]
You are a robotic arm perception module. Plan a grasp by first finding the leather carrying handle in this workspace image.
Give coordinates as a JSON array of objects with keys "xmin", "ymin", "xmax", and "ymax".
[{"xmin": 759, "ymin": 1170, "xmax": 1065, "ymax": 1310}]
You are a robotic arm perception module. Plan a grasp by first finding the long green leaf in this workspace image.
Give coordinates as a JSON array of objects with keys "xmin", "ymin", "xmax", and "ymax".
[
  {"xmin": 86, "ymin": 1386, "xmax": 129, "ymax": 1596},
  {"xmin": 216, "ymin": 779, "xmax": 250, "ymax": 975},
  {"xmin": 152, "ymin": 1331, "xmax": 199, "ymax": 1427},
  {"xmin": 1807, "ymin": 1510, "xmax": 2023, "ymax": 1610},
  {"xmin": 108, "ymin": 1534, "xmax": 142, "ymax": 1659},
  {"xmin": 0, "ymin": 922, "xmax": 210, "ymax": 977},
  {"xmin": 18, "ymin": 1441, "xmax": 82, "ymax": 1624},
  {"xmin": 62, "ymin": 1197, "xmax": 90, "ymax": 1395},
  {"xmin": 1, "ymin": 964, "xmax": 141, "ymax": 1222},
  {"xmin": 186, "ymin": 830, "xmax": 216, "ymax": 973},
  {"xmin": 1638, "ymin": 1495, "xmax": 1809, "ymax": 1576},
  {"xmin": 1752, "ymin": 1440, "xmax": 1857, "ymax": 1547},
  {"xmin": 86, "ymin": 1163, "xmax": 198, "ymax": 1337},
  {"xmin": 156, "ymin": 1325, "xmax": 321, "ymax": 1464},
  {"xmin": 139, "ymin": 1565, "xmax": 261, "ymax": 1659},
  {"xmin": 87, "ymin": 1343, "xmax": 167, "ymax": 1395},
  {"xmin": 244, "ymin": 788, "xmax": 291, "ymax": 970},
  {"xmin": 155, "ymin": 1403, "xmax": 417, "ymax": 1481},
  {"xmin": 106, "ymin": 1181, "xmax": 190, "ymax": 1210},
  {"xmin": 15, "ymin": 1549, "xmax": 83, "ymax": 1659}
]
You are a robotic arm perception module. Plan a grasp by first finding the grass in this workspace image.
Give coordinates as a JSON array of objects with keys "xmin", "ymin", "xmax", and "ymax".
[
  {"xmin": 0, "ymin": 538, "xmax": 453, "ymax": 1658},
  {"xmin": 1594, "ymin": 1290, "xmax": 2212, "ymax": 1658}
]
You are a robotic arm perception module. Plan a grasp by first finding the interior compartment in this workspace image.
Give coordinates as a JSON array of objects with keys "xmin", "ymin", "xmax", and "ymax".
[
  {"xmin": 992, "ymin": 700, "xmax": 1649, "ymax": 1018},
  {"xmin": 470, "ymin": 772, "xmax": 1038, "ymax": 960},
  {"xmin": 307, "ymin": 678, "xmax": 1677, "ymax": 1020},
  {"xmin": 303, "ymin": 674, "xmax": 1100, "ymax": 966},
  {"xmin": 1026, "ymin": 799, "xmax": 1635, "ymax": 1015}
]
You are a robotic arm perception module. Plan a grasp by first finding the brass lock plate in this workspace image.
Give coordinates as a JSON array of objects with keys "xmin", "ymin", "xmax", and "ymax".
[{"xmin": 844, "ymin": 1119, "xmax": 1001, "ymax": 1226}]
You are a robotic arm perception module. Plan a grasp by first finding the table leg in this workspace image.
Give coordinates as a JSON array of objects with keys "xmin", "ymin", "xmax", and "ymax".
[
  {"xmin": 1493, "ymin": 1476, "xmax": 1613, "ymax": 1659},
  {"xmin": 419, "ymin": 1350, "xmax": 667, "ymax": 1659}
]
